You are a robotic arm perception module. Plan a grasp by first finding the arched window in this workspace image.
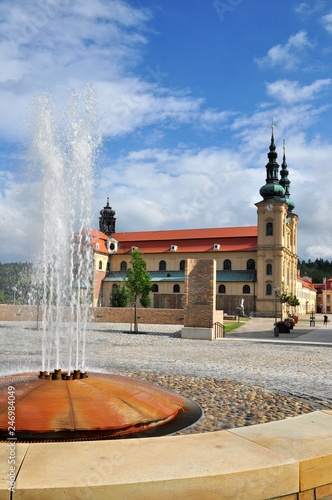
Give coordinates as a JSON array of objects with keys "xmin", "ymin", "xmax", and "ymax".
[
  {"xmin": 173, "ymin": 284, "xmax": 180, "ymax": 293},
  {"xmin": 218, "ymin": 284, "xmax": 226, "ymax": 293},
  {"xmin": 223, "ymin": 259, "xmax": 231, "ymax": 270},
  {"xmin": 247, "ymin": 259, "xmax": 255, "ymax": 270},
  {"xmin": 98, "ymin": 261, "xmax": 102, "ymax": 270},
  {"xmin": 266, "ymin": 222, "xmax": 273, "ymax": 236},
  {"xmin": 179, "ymin": 260, "xmax": 185, "ymax": 271},
  {"xmin": 266, "ymin": 263, "xmax": 272, "ymax": 275},
  {"xmin": 159, "ymin": 260, "xmax": 166, "ymax": 271},
  {"xmin": 120, "ymin": 261, "xmax": 127, "ymax": 271},
  {"xmin": 243, "ymin": 285, "xmax": 250, "ymax": 294},
  {"xmin": 266, "ymin": 284, "xmax": 272, "ymax": 295},
  {"xmin": 112, "ymin": 284, "xmax": 118, "ymax": 289},
  {"xmin": 152, "ymin": 284, "xmax": 159, "ymax": 292}
]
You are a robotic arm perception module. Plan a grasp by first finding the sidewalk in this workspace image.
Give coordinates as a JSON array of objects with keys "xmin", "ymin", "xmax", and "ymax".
[{"xmin": 226, "ymin": 316, "xmax": 332, "ymax": 344}]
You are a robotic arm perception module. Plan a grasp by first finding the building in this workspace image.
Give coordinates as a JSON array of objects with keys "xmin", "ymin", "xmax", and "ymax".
[
  {"xmin": 92, "ymin": 128, "xmax": 301, "ymax": 317},
  {"xmin": 314, "ymin": 279, "xmax": 332, "ymax": 314},
  {"xmin": 296, "ymin": 272, "xmax": 317, "ymax": 315}
]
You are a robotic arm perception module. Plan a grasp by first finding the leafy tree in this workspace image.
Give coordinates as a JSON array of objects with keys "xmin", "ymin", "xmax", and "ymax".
[
  {"xmin": 123, "ymin": 249, "xmax": 152, "ymax": 332},
  {"xmin": 0, "ymin": 290, "xmax": 8, "ymax": 303},
  {"xmin": 139, "ymin": 291, "xmax": 151, "ymax": 308},
  {"xmin": 110, "ymin": 285, "xmax": 129, "ymax": 307},
  {"xmin": 277, "ymin": 284, "xmax": 300, "ymax": 314}
]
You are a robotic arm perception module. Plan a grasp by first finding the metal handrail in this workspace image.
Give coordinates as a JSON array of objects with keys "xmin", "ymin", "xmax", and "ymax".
[{"xmin": 213, "ymin": 321, "xmax": 224, "ymax": 339}]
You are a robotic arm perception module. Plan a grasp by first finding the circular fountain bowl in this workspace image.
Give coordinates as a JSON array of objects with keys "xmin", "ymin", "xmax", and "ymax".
[{"xmin": 0, "ymin": 372, "xmax": 193, "ymax": 441}]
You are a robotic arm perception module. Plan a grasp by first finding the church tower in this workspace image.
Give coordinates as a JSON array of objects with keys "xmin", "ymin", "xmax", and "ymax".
[
  {"xmin": 99, "ymin": 197, "xmax": 116, "ymax": 237},
  {"xmin": 255, "ymin": 127, "xmax": 298, "ymax": 316}
]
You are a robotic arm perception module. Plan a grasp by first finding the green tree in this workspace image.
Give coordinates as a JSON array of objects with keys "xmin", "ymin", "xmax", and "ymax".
[
  {"xmin": 277, "ymin": 284, "xmax": 300, "ymax": 316},
  {"xmin": 110, "ymin": 285, "xmax": 129, "ymax": 307},
  {"xmin": 123, "ymin": 249, "xmax": 152, "ymax": 332}
]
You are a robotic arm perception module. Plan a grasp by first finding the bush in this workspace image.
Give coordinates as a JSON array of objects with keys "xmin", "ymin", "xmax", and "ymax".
[
  {"xmin": 110, "ymin": 286, "xmax": 129, "ymax": 307},
  {"xmin": 139, "ymin": 292, "xmax": 151, "ymax": 308}
]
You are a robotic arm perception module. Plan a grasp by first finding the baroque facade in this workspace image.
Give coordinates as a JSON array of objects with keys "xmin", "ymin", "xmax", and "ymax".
[{"xmin": 92, "ymin": 129, "xmax": 301, "ymax": 317}]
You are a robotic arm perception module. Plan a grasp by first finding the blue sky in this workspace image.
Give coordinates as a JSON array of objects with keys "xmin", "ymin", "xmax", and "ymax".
[{"xmin": 1, "ymin": 0, "xmax": 332, "ymax": 262}]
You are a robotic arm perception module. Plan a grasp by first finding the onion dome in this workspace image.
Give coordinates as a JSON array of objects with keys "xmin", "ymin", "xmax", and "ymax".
[
  {"xmin": 259, "ymin": 126, "xmax": 285, "ymax": 201},
  {"xmin": 279, "ymin": 141, "xmax": 295, "ymax": 213},
  {"xmin": 99, "ymin": 196, "xmax": 116, "ymax": 236}
]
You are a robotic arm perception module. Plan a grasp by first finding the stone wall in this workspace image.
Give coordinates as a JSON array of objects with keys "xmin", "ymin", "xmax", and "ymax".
[
  {"xmin": 90, "ymin": 307, "xmax": 184, "ymax": 325},
  {"xmin": 184, "ymin": 258, "xmax": 216, "ymax": 328},
  {"xmin": 0, "ymin": 304, "xmax": 184, "ymax": 325}
]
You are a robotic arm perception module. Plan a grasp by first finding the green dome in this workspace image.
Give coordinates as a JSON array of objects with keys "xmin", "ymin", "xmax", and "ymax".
[
  {"xmin": 260, "ymin": 182, "xmax": 285, "ymax": 199},
  {"xmin": 281, "ymin": 195, "xmax": 295, "ymax": 212}
]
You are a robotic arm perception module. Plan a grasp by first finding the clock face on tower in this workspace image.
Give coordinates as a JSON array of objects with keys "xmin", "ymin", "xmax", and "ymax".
[{"xmin": 266, "ymin": 203, "xmax": 273, "ymax": 211}]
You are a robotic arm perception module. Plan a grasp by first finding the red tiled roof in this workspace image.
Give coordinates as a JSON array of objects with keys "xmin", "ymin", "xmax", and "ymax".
[
  {"xmin": 298, "ymin": 276, "xmax": 316, "ymax": 291},
  {"xmin": 114, "ymin": 226, "xmax": 257, "ymax": 242},
  {"xmin": 112, "ymin": 226, "xmax": 257, "ymax": 255},
  {"xmin": 90, "ymin": 229, "xmax": 108, "ymax": 241}
]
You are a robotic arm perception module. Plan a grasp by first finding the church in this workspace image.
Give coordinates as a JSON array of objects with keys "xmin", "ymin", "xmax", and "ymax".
[{"xmin": 91, "ymin": 128, "xmax": 301, "ymax": 317}]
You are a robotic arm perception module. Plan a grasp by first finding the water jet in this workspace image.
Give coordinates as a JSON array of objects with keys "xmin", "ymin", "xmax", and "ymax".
[{"xmin": 0, "ymin": 88, "xmax": 199, "ymax": 443}]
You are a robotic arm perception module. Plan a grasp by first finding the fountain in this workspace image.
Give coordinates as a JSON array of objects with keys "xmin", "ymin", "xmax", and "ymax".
[{"xmin": 0, "ymin": 87, "xmax": 199, "ymax": 442}]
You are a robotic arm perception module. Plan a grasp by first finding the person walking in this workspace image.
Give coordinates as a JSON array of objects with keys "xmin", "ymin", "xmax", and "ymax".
[{"xmin": 324, "ymin": 314, "xmax": 328, "ymax": 326}]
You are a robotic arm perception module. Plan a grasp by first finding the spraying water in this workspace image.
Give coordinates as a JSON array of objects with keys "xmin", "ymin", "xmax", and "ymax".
[{"xmin": 30, "ymin": 85, "xmax": 101, "ymax": 375}]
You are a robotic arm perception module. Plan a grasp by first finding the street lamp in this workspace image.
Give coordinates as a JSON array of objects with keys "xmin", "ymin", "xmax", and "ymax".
[{"xmin": 273, "ymin": 286, "xmax": 280, "ymax": 337}]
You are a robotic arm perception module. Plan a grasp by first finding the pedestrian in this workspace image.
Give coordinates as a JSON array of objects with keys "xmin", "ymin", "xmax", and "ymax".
[{"xmin": 324, "ymin": 314, "xmax": 328, "ymax": 326}]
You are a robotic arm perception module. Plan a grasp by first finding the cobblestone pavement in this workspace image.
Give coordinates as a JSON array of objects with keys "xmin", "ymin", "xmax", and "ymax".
[{"xmin": 0, "ymin": 321, "xmax": 331, "ymax": 434}]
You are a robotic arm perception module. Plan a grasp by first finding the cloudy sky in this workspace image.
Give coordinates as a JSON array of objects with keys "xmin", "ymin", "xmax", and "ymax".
[{"xmin": 1, "ymin": 0, "xmax": 332, "ymax": 262}]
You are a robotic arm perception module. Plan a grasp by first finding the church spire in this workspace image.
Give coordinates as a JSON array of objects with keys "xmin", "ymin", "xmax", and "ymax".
[
  {"xmin": 279, "ymin": 140, "xmax": 295, "ymax": 213},
  {"xmin": 99, "ymin": 196, "xmax": 116, "ymax": 236},
  {"xmin": 259, "ymin": 125, "xmax": 285, "ymax": 201}
]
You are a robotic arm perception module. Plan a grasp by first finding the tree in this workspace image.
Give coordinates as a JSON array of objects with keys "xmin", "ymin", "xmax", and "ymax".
[
  {"xmin": 277, "ymin": 284, "xmax": 300, "ymax": 317},
  {"xmin": 123, "ymin": 249, "xmax": 152, "ymax": 332},
  {"xmin": 110, "ymin": 285, "xmax": 129, "ymax": 307}
]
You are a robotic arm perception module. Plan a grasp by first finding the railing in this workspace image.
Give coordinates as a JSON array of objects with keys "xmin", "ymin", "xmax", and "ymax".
[{"xmin": 213, "ymin": 322, "xmax": 224, "ymax": 339}]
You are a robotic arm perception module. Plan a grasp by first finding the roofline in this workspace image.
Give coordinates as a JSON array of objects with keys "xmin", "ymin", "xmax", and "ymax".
[{"xmin": 113, "ymin": 226, "xmax": 258, "ymax": 242}]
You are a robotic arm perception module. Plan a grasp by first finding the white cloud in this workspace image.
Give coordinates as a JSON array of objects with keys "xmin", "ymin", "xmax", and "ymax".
[
  {"xmin": 97, "ymin": 147, "xmax": 259, "ymax": 235},
  {"xmin": 321, "ymin": 12, "xmax": 332, "ymax": 34},
  {"xmin": 295, "ymin": 1, "xmax": 326, "ymax": 18},
  {"xmin": 266, "ymin": 79, "xmax": 332, "ymax": 105},
  {"xmin": 255, "ymin": 31, "xmax": 314, "ymax": 70}
]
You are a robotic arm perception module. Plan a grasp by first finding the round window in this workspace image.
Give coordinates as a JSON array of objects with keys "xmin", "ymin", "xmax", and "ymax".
[{"xmin": 110, "ymin": 243, "xmax": 115, "ymax": 251}]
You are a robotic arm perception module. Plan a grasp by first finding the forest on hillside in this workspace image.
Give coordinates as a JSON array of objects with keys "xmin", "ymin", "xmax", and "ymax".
[
  {"xmin": 297, "ymin": 258, "xmax": 332, "ymax": 284},
  {"xmin": 0, "ymin": 262, "xmax": 35, "ymax": 304}
]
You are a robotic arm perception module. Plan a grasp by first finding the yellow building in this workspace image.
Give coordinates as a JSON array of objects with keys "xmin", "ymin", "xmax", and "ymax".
[
  {"xmin": 296, "ymin": 272, "xmax": 317, "ymax": 315},
  {"xmin": 92, "ymin": 129, "xmax": 301, "ymax": 317}
]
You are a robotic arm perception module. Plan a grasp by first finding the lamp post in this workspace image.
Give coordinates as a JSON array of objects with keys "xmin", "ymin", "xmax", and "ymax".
[{"xmin": 273, "ymin": 286, "xmax": 280, "ymax": 337}]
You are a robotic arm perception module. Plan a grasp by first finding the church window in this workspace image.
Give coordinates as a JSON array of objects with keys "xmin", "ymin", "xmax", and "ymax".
[
  {"xmin": 98, "ymin": 261, "xmax": 102, "ymax": 270},
  {"xmin": 266, "ymin": 222, "xmax": 273, "ymax": 236},
  {"xmin": 152, "ymin": 284, "xmax": 159, "ymax": 292},
  {"xmin": 218, "ymin": 284, "xmax": 226, "ymax": 293},
  {"xmin": 223, "ymin": 259, "xmax": 231, "ymax": 270},
  {"xmin": 247, "ymin": 259, "xmax": 255, "ymax": 270},
  {"xmin": 243, "ymin": 285, "xmax": 250, "ymax": 294},
  {"xmin": 180, "ymin": 260, "xmax": 185, "ymax": 271},
  {"xmin": 266, "ymin": 284, "xmax": 272, "ymax": 295},
  {"xmin": 159, "ymin": 260, "xmax": 167, "ymax": 271},
  {"xmin": 266, "ymin": 263, "xmax": 272, "ymax": 275},
  {"xmin": 173, "ymin": 284, "xmax": 180, "ymax": 293},
  {"xmin": 120, "ymin": 261, "xmax": 127, "ymax": 271},
  {"xmin": 112, "ymin": 284, "xmax": 118, "ymax": 289}
]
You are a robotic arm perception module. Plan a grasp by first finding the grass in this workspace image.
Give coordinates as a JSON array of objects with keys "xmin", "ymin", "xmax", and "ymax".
[{"xmin": 223, "ymin": 321, "xmax": 245, "ymax": 334}]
